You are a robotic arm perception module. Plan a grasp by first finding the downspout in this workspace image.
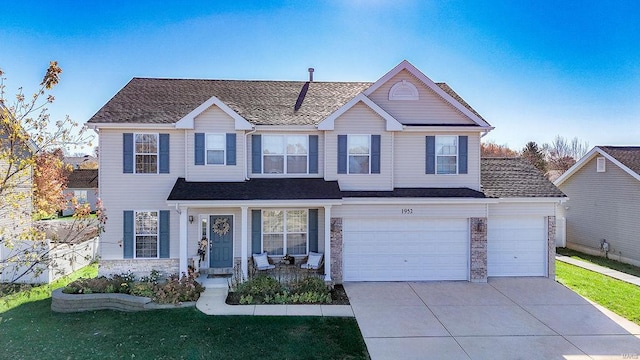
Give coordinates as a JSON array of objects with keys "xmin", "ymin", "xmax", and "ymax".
[
  {"xmin": 245, "ymin": 127, "xmax": 257, "ymax": 180},
  {"xmin": 184, "ymin": 130, "xmax": 188, "ymax": 179},
  {"xmin": 391, "ymin": 131, "xmax": 395, "ymax": 188}
]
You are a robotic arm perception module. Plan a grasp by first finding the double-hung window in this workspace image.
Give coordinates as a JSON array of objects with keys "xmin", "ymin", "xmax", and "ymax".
[
  {"xmin": 74, "ymin": 190, "xmax": 88, "ymax": 204},
  {"xmin": 436, "ymin": 136, "xmax": 458, "ymax": 174},
  {"xmin": 348, "ymin": 135, "xmax": 370, "ymax": 174},
  {"xmin": 262, "ymin": 210, "xmax": 308, "ymax": 256},
  {"xmin": 263, "ymin": 135, "xmax": 308, "ymax": 174},
  {"xmin": 206, "ymin": 134, "xmax": 226, "ymax": 165},
  {"xmin": 135, "ymin": 211, "xmax": 158, "ymax": 258},
  {"xmin": 135, "ymin": 134, "xmax": 158, "ymax": 173}
]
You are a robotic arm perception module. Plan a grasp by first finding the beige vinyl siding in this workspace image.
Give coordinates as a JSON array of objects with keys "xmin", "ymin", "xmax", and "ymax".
[
  {"xmin": 488, "ymin": 202, "xmax": 557, "ymax": 217},
  {"xmin": 368, "ymin": 70, "xmax": 476, "ymax": 125},
  {"xmin": 560, "ymin": 156, "xmax": 640, "ymax": 261},
  {"xmin": 334, "ymin": 203, "xmax": 486, "ymax": 219},
  {"xmin": 247, "ymin": 131, "xmax": 325, "ymax": 178},
  {"xmin": 325, "ymin": 103, "xmax": 393, "ymax": 191},
  {"xmin": 98, "ymin": 129, "xmax": 185, "ymax": 260},
  {"xmin": 187, "ymin": 106, "xmax": 246, "ymax": 182},
  {"xmin": 394, "ymin": 132, "xmax": 481, "ymax": 190}
]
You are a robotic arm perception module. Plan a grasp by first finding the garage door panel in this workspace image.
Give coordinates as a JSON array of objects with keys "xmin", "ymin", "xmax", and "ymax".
[
  {"xmin": 343, "ymin": 218, "xmax": 469, "ymax": 281},
  {"xmin": 488, "ymin": 217, "xmax": 546, "ymax": 277}
]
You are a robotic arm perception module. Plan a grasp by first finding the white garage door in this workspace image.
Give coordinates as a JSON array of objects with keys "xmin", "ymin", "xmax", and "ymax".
[
  {"xmin": 488, "ymin": 217, "xmax": 547, "ymax": 277},
  {"xmin": 343, "ymin": 218, "xmax": 469, "ymax": 281}
]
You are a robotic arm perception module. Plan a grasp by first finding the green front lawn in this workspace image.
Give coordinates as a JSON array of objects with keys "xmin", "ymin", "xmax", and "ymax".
[
  {"xmin": 0, "ymin": 299, "xmax": 367, "ymax": 360},
  {"xmin": 556, "ymin": 260, "xmax": 640, "ymax": 325},
  {"xmin": 557, "ymin": 247, "xmax": 640, "ymax": 277}
]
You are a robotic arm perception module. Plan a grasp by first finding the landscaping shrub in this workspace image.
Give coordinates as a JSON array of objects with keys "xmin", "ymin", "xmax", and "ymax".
[
  {"xmin": 61, "ymin": 271, "xmax": 204, "ymax": 304},
  {"xmin": 232, "ymin": 275, "xmax": 331, "ymax": 305}
]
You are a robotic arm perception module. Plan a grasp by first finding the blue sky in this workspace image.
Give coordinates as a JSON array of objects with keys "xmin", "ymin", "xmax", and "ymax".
[{"xmin": 2, "ymin": 0, "xmax": 639, "ymax": 153}]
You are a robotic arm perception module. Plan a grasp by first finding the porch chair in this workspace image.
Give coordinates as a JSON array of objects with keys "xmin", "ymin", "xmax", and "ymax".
[
  {"xmin": 252, "ymin": 252, "xmax": 275, "ymax": 271},
  {"xmin": 300, "ymin": 251, "xmax": 324, "ymax": 270}
]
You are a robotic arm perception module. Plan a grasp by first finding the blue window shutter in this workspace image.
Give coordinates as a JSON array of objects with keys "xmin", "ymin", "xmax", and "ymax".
[
  {"xmin": 426, "ymin": 136, "xmax": 435, "ymax": 174},
  {"xmin": 159, "ymin": 210, "xmax": 170, "ymax": 258},
  {"xmin": 159, "ymin": 134, "xmax": 170, "ymax": 173},
  {"xmin": 308, "ymin": 209, "xmax": 318, "ymax": 252},
  {"xmin": 123, "ymin": 133, "xmax": 133, "ymax": 173},
  {"xmin": 226, "ymin": 133, "xmax": 237, "ymax": 165},
  {"xmin": 194, "ymin": 133, "xmax": 205, "ymax": 165},
  {"xmin": 309, "ymin": 135, "xmax": 318, "ymax": 174},
  {"xmin": 252, "ymin": 135, "xmax": 262, "ymax": 174},
  {"xmin": 251, "ymin": 210, "xmax": 262, "ymax": 254},
  {"xmin": 123, "ymin": 211, "xmax": 134, "ymax": 258},
  {"xmin": 458, "ymin": 136, "xmax": 468, "ymax": 174},
  {"xmin": 337, "ymin": 135, "xmax": 347, "ymax": 174},
  {"xmin": 371, "ymin": 135, "xmax": 381, "ymax": 174}
]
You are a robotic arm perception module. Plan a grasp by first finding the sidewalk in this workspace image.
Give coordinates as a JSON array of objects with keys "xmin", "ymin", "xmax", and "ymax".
[
  {"xmin": 556, "ymin": 254, "xmax": 640, "ymax": 286},
  {"xmin": 195, "ymin": 276, "xmax": 354, "ymax": 317}
]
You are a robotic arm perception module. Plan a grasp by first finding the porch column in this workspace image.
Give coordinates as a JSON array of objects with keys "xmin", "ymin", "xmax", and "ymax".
[
  {"xmin": 240, "ymin": 206, "xmax": 249, "ymax": 280},
  {"xmin": 179, "ymin": 207, "xmax": 188, "ymax": 276},
  {"xmin": 324, "ymin": 205, "xmax": 332, "ymax": 282}
]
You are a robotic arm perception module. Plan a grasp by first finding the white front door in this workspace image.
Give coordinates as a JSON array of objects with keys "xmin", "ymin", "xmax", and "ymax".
[{"xmin": 342, "ymin": 218, "xmax": 469, "ymax": 281}]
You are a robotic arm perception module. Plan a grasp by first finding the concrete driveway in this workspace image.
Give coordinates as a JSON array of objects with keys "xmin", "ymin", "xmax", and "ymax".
[{"xmin": 345, "ymin": 278, "xmax": 640, "ymax": 360}]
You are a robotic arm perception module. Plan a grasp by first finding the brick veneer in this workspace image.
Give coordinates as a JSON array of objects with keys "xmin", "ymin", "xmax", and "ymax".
[
  {"xmin": 330, "ymin": 218, "xmax": 343, "ymax": 284},
  {"xmin": 547, "ymin": 216, "xmax": 556, "ymax": 278},
  {"xmin": 470, "ymin": 217, "xmax": 488, "ymax": 282}
]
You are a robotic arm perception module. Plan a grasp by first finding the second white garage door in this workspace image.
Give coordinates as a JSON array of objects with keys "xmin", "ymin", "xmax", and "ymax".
[
  {"xmin": 343, "ymin": 218, "xmax": 469, "ymax": 281},
  {"xmin": 488, "ymin": 217, "xmax": 547, "ymax": 277}
]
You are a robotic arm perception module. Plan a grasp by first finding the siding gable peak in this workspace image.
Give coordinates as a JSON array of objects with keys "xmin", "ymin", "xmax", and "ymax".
[
  {"xmin": 175, "ymin": 95, "xmax": 253, "ymax": 130},
  {"xmin": 317, "ymin": 93, "xmax": 402, "ymax": 131}
]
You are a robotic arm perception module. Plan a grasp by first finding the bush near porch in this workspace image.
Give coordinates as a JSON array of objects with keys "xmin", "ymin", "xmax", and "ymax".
[{"xmin": 226, "ymin": 275, "xmax": 349, "ymax": 305}]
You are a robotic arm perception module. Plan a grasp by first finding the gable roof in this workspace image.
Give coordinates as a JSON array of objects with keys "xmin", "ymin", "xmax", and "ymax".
[
  {"xmin": 481, "ymin": 158, "xmax": 566, "ymax": 198},
  {"xmin": 364, "ymin": 60, "xmax": 492, "ymax": 129},
  {"xmin": 555, "ymin": 146, "xmax": 640, "ymax": 186},
  {"xmin": 87, "ymin": 66, "xmax": 488, "ymax": 127},
  {"xmin": 66, "ymin": 169, "xmax": 98, "ymax": 189}
]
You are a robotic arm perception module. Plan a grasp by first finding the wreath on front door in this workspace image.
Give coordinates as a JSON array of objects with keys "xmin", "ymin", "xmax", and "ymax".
[{"xmin": 212, "ymin": 217, "xmax": 230, "ymax": 236}]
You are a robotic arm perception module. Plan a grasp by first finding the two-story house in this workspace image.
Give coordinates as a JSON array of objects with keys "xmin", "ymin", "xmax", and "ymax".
[{"xmin": 87, "ymin": 60, "xmax": 564, "ymax": 283}]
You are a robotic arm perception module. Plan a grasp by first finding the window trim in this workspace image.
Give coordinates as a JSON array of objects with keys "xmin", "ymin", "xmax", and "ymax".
[
  {"xmin": 134, "ymin": 210, "xmax": 159, "ymax": 259},
  {"xmin": 435, "ymin": 135, "xmax": 459, "ymax": 175},
  {"xmin": 134, "ymin": 133, "xmax": 159, "ymax": 174},
  {"xmin": 596, "ymin": 157, "xmax": 606, "ymax": 172},
  {"xmin": 205, "ymin": 133, "xmax": 226, "ymax": 166},
  {"xmin": 347, "ymin": 134, "xmax": 371, "ymax": 175},
  {"xmin": 261, "ymin": 209, "xmax": 309, "ymax": 256},
  {"xmin": 261, "ymin": 134, "xmax": 309, "ymax": 175}
]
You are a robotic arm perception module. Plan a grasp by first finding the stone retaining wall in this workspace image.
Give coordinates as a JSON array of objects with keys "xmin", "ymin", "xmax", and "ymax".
[{"xmin": 51, "ymin": 288, "xmax": 195, "ymax": 313}]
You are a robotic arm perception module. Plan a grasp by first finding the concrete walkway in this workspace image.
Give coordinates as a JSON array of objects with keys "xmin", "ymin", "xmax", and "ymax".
[
  {"xmin": 346, "ymin": 279, "xmax": 640, "ymax": 360},
  {"xmin": 556, "ymin": 254, "xmax": 640, "ymax": 286},
  {"xmin": 195, "ymin": 276, "xmax": 354, "ymax": 317}
]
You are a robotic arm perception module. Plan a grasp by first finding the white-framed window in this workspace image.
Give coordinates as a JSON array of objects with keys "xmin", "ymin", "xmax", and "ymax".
[
  {"xmin": 73, "ymin": 190, "xmax": 88, "ymax": 204},
  {"xmin": 596, "ymin": 157, "xmax": 606, "ymax": 172},
  {"xmin": 135, "ymin": 133, "xmax": 158, "ymax": 173},
  {"xmin": 135, "ymin": 211, "xmax": 158, "ymax": 258},
  {"xmin": 436, "ymin": 136, "xmax": 458, "ymax": 174},
  {"xmin": 262, "ymin": 135, "xmax": 308, "ymax": 174},
  {"xmin": 348, "ymin": 135, "xmax": 370, "ymax": 174},
  {"xmin": 262, "ymin": 209, "xmax": 308, "ymax": 256},
  {"xmin": 206, "ymin": 134, "xmax": 226, "ymax": 165}
]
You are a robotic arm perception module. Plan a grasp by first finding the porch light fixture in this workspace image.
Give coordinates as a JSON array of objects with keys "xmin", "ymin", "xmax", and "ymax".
[{"xmin": 189, "ymin": 215, "xmax": 194, "ymax": 224}]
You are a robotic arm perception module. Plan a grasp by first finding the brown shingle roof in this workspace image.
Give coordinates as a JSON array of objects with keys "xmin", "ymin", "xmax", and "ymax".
[
  {"xmin": 87, "ymin": 78, "xmax": 484, "ymax": 126},
  {"xmin": 67, "ymin": 169, "xmax": 98, "ymax": 189},
  {"xmin": 598, "ymin": 146, "xmax": 640, "ymax": 176},
  {"xmin": 481, "ymin": 158, "xmax": 565, "ymax": 198}
]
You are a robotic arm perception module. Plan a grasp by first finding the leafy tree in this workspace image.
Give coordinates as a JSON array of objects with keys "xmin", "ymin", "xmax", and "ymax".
[
  {"xmin": 521, "ymin": 141, "xmax": 547, "ymax": 173},
  {"xmin": 481, "ymin": 140, "xmax": 518, "ymax": 158},
  {"xmin": 543, "ymin": 135, "xmax": 589, "ymax": 172},
  {"xmin": 34, "ymin": 148, "xmax": 70, "ymax": 218},
  {"xmin": 0, "ymin": 62, "xmax": 106, "ymax": 284}
]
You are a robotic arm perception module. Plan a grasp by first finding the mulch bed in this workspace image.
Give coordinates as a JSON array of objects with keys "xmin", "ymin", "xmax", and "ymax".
[{"xmin": 226, "ymin": 284, "xmax": 350, "ymax": 305}]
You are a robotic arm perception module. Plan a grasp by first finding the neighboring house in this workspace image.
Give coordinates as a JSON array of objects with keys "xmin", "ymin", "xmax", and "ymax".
[
  {"xmin": 62, "ymin": 169, "xmax": 99, "ymax": 216},
  {"xmin": 555, "ymin": 146, "xmax": 640, "ymax": 266},
  {"xmin": 64, "ymin": 155, "xmax": 98, "ymax": 170},
  {"xmin": 86, "ymin": 60, "xmax": 565, "ymax": 283}
]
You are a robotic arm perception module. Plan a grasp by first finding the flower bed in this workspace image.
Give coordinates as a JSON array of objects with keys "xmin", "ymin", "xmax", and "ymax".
[
  {"xmin": 226, "ymin": 275, "xmax": 349, "ymax": 305},
  {"xmin": 52, "ymin": 270, "xmax": 204, "ymax": 312}
]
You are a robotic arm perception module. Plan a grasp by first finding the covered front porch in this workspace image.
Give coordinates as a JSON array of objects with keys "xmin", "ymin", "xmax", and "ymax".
[{"xmin": 167, "ymin": 177, "xmax": 344, "ymax": 282}]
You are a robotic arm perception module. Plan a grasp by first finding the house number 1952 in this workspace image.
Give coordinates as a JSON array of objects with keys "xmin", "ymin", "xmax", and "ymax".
[{"xmin": 401, "ymin": 208, "xmax": 413, "ymax": 214}]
